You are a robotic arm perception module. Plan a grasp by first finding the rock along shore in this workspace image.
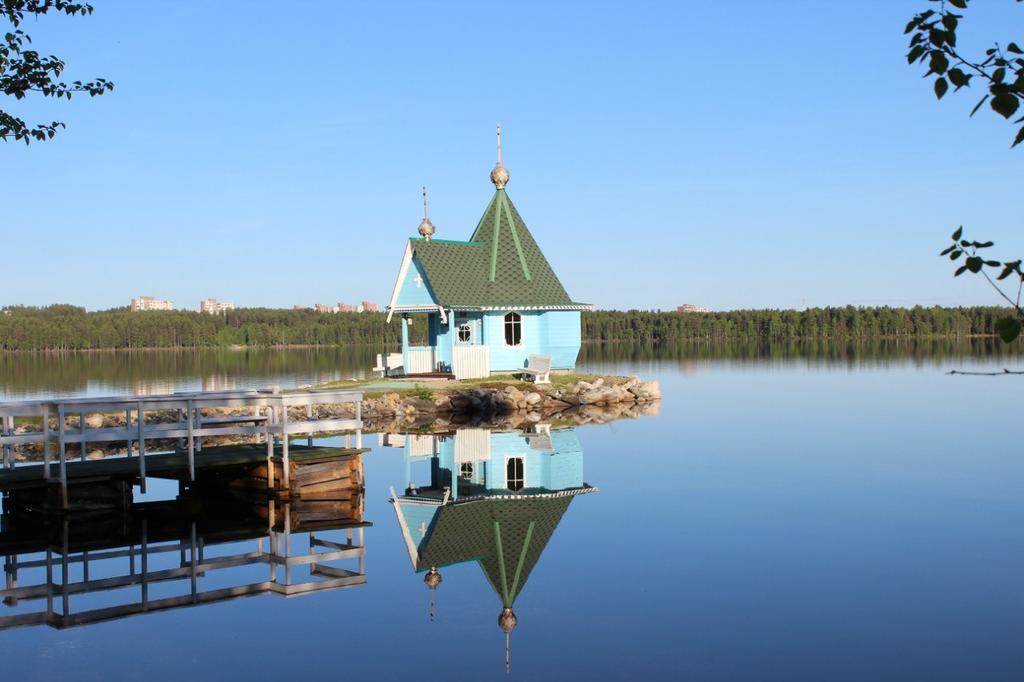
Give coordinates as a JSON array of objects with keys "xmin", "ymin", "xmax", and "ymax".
[{"xmin": 4, "ymin": 375, "xmax": 659, "ymax": 461}]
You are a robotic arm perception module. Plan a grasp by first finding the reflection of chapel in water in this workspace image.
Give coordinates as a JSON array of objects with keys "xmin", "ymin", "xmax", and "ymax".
[{"xmin": 387, "ymin": 426, "xmax": 596, "ymax": 671}]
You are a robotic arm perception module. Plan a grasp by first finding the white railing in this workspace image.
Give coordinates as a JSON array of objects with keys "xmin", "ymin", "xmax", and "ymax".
[
  {"xmin": 407, "ymin": 347, "xmax": 436, "ymax": 374},
  {"xmin": 0, "ymin": 503, "xmax": 368, "ymax": 630},
  {"xmin": 0, "ymin": 388, "xmax": 364, "ymax": 508},
  {"xmin": 453, "ymin": 345, "xmax": 490, "ymax": 380}
]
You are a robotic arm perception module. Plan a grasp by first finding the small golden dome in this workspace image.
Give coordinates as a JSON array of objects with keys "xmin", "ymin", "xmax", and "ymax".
[
  {"xmin": 418, "ymin": 217, "xmax": 435, "ymax": 240},
  {"xmin": 424, "ymin": 566, "xmax": 442, "ymax": 589},
  {"xmin": 417, "ymin": 186, "xmax": 436, "ymax": 241},
  {"xmin": 490, "ymin": 163, "xmax": 509, "ymax": 189},
  {"xmin": 498, "ymin": 607, "xmax": 517, "ymax": 633}
]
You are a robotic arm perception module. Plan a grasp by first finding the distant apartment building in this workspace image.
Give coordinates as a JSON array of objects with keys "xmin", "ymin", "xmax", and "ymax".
[
  {"xmin": 301, "ymin": 301, "xmax": 380, "ymax": 313},
  {"xmin": 199, "ymin": 298, "xmax": 237, "ymax": 314},
  {"xmin": 676, "ymin": 304, "xmax": 710, "ymax": 313},
  {"xmin": 130, "ymin": 296, "xmax": 174, "ymax": 311}
]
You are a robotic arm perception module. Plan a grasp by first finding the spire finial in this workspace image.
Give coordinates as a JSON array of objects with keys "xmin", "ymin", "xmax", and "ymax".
[
  {"xmin": 424, "ymin": 566, "xmax": 442, "ymax": 621},
  {"xmin": 417, "ymin": 186, "xmax": 436, "ymax": 241},
  {"xmin": 498, "ymin": 606, "xmax": 517, "ymax": 672},
  {"xmin": 490, "ymin": 123, "xmax": 510, "ymax": 189}
]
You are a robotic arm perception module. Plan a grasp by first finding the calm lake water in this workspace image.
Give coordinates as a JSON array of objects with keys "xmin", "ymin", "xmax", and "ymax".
[{"xmin": 2, "ymin": 342, "xmax": 1022, "ymax": 681}]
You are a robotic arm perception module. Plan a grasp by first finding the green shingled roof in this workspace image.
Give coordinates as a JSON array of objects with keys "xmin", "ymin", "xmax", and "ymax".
[
  {"xmin": 414, "ymin": 496, "xmax": 574, "ymax": 607},
  {"xmin": 411, "ymin": 190, "xmax": 583, "ymax": 308}
]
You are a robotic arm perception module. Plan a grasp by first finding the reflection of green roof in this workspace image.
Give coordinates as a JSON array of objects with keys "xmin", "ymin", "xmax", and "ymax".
[
  {"xmin": 411, "ymin": 190, "xmax": 585, "ymax": 308},
  {"xmin": 401, "ymin": 496, "xmax": 574, "ymax": 607}
]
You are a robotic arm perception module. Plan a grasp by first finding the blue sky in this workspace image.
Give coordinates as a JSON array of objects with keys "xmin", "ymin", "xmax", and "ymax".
[{"xmin": 2, "ymin": 0, "xmax": 1021, "ymax": 312}]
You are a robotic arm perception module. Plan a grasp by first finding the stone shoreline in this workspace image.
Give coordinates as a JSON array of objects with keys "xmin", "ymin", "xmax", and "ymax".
[
  {"xmin": 361, "ymin": 375, "xmax": 660, "ymax": 426},
  {"xmin": 3, "ymin": 375, "xmax": 659, "ymax": 461}
]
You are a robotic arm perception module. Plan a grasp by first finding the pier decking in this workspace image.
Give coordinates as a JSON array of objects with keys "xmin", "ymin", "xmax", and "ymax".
[{"xmin": 0, "ymin": 388, "xmax": 365, "ymax": 511}]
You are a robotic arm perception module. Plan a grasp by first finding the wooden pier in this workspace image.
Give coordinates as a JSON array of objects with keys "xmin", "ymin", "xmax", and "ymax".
[
  {"xmin": 0, "ymin": 495, "xmax": 370, "ymax": 630},
  {"xmin": 0, "ymin": 388, "xmax": 365, "ymax": 511}
]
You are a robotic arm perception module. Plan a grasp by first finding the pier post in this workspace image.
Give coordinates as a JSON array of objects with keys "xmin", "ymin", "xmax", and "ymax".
[
  {"xmin": 177, "ymin": 408, "xmax": 185, "ymax": 450},
  {"xmin": 137, "ymin": 401, "xmax": 147, "ymax": 494},
  {"xmin": 306, "ymin": 404, "xmax": 313, "ymax": 447},
  {"xmin": 42, "ymin": 404, "xmax": 51, "ymax": 480},
  {"xmin": 125, "ymin": 408, "xmax": 132, "ymax": 461},
  {"xmin": 45, "ymin": 549, "xmax": 53, "ymax": 621},
  {"xmin": 60, "ymin": 520, "xmax": 69, "ymax": 618},
  {"xmin": 265, "ymin": 406, "xmax": 275, "ymax": 489},
  {"xmin": 57, "ymin": 405, "xmax": 68, "ymax": 510},
  {"xmin": 281, "ymin": 403, "xmax": 290, "ymax": 490},
  {"xmin": 186, "ymin": 399, "xmax": 195, "ymax": 482},
  {"xmin": 79, "ymin": 412, "xmax": 87, "ymax": 463},
  {"xmin": 190, "ymin": 522, "xmax": 198, "ymax": 603},
  {"xmin": 141, "ymin": 520, "xmax": 148, "ymax": 610}
]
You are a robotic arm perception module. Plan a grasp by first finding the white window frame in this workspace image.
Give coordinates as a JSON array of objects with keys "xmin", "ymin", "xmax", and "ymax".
[
  {"xmin": 505, "ymin": 455, "xmax": 526, "ymax": 491},
  {"xmin": 503, "ymin": 312, "xmax": 523, "ymax": 348},
  {"xmin": 456, "ymin": 323, "xmax": 473, "ymax": 344},
  {"xmin": 459, "ymin": 461, "xmax": 474, "ymax": 480}
]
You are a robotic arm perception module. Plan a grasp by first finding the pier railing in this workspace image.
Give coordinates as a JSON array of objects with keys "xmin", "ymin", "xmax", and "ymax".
[
  {"xmin": 0, "ymin": 501, "xmax": 369, "ymax": 630},
  {"xmin": 0, "ymin": 388, "xmax": 364, "ymax": 508}
]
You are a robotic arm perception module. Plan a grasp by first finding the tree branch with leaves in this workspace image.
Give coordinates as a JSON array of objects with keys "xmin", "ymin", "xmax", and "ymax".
[
  {"xmin": 1, "ymin": 0, "xmax": 113, "ymax": 144},
  {"xmin": 905, "ymin": 0, "xmax": 1024, "ymax": 147},
  {"xmin": 941, "ymin": 227, "xmax": 1024, "ymax": 342},
  {"xmin": 905, "ymin": 1, "xmax": 1023, "ymax": 347}
]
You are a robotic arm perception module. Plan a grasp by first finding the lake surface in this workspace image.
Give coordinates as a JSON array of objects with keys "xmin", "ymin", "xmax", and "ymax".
[{"xmin": 2, "ymin": 343, "xmax": 1022, "ymax": 681}]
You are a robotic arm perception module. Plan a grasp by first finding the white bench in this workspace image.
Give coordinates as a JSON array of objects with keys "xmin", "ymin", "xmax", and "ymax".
[
  {"xmin": 520, "ymin": 354, "xmax": 552, "ymax": 384},
  {"xmin": 373, "ymin": 352, "xmax": 404, "ymax": 377}
]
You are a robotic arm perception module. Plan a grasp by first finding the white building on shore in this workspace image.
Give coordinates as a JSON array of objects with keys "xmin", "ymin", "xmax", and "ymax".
[
  {"xmin": 200, "ymin": 298, "xmax": 237, "ymax": 314},
  {"xmin": 130, "ymin": 296, "xmax": 174, "ymax": 311}
]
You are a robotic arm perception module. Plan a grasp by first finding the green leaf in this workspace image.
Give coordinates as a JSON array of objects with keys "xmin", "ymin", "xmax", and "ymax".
[
  {"xmin": 991, "ymin": 92, "xmax": 1021, "ymax": 119},
  {"xmin": 940, "ymin": 245, "xmax": 956, "ymax": 256},
  {"xmin": 935, "ymin": 77, "xmax": 949, "ymax": 99},
  {"xmin": 929, "ymin": 51, "xmax": 949, "ymax": 74},
  {"xmin": 1007, "ymin": 42, "xmax": 1023, "ymax": 55},
  {"xmin": 971, "ymin": 95, "xmax": 989, "ymax": 117},
  {"xmin": 975, "ymin": 241, "xmax": 994, "ymax": 248},
  {"xmin": 994, "ymin": 317, "xmax": 1021, "ymax": 343},
  {"xmin": 954, "ymin": 264, "xmax": 969, "ymax": 276},
  {"xmin": 948, "ymin": 0, "xmax": 967, "ymax": 8},
  {"xmin": 948, "ymin": 68, "xmax": 969, "ymax": 88},
  {"xmin": 950, "ymin": 250, "xmax": 963, "ymax": 260},
  {"xmin": 1013, "ymin": 126, "xmax": 1024, "ymax": 148},
  {"xmin": 907, "ymin": 45, "xmax": 926, "ymax": 64},
  {"xmin": 966, "ymin": 256, "xmax": 983, "ymax": 273},
  {"xmin": 952, "ymin": 226, "xmax": 963, "ymax": 240}
]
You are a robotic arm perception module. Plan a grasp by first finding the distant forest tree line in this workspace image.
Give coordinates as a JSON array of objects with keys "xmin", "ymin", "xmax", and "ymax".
[{"xmin": 0, "ymin": 304, "xmax": 1015, "ymax": 351}]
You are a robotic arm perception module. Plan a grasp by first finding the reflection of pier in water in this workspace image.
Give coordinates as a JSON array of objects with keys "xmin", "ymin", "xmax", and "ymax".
[
  {"xmin": 387, "ymin": 426, "xmax": 595, "ymax": 672},
  {"xmin": 0, "ymin": 497, "xmax": 370, "ymax": 630}
]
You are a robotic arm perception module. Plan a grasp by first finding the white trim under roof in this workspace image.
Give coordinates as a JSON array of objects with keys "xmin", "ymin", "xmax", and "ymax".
[
  {"xmin": 449, "ymin": 304, "xmax": 593, "ymax": 312},
  {"xmin": 386, "ymin": 304, "xmax": 448, "ymax": 324},
  {"xmin": 385, "ymin": 242, "xmax": 415, "ymax": 322}
]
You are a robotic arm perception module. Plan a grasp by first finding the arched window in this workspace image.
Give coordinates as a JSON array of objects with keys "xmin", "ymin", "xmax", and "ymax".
[
  {"xmin": 457, "ymin": 323, "xmax": 472, "ymax": 343},
  {"xmin": 506, "ymin": 457, "xmax": 524, "ymax": 491},
  {"xmin": 503, "ymin": 312, "xmax": 522, "ymax": 346}
]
